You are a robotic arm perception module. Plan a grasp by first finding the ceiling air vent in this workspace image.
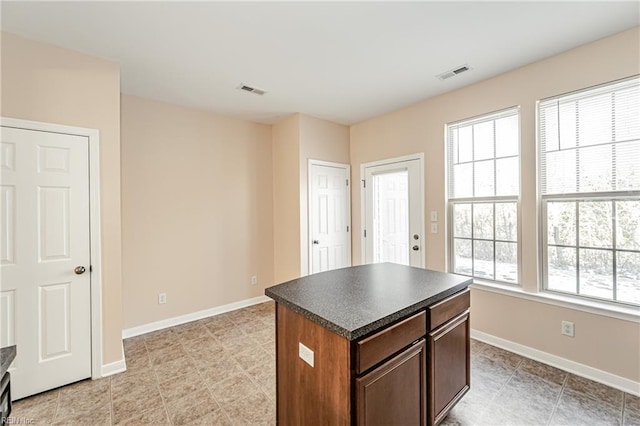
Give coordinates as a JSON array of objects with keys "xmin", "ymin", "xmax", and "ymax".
[
  {"xmin": 237, "ymin": 84, "xmax": 267, "ymax": 96},
  {"xmin": 437, "ymin": 64, "xmax": 471, "ymax": 81}
]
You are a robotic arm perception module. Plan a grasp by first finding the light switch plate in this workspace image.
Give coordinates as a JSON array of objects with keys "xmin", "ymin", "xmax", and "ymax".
[{"xmin": 299, "ymin": 342, "xmax": 314, "ymax": 367}]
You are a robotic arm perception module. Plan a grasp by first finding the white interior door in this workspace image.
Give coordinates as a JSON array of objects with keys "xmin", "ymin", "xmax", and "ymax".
[
  {"xmin": 363, "ymin": 158, "xmax": 424, "ymax": 267},
  {"xmin": 309, "ymin": 161, "xmax": 351, "ymax": 274},
  {"xmin": 1, "ymin": 126, "xmax": 92, "ymax": 400}
]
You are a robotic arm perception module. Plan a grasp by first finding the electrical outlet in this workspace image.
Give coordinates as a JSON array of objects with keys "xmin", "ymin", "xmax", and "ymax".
[
  {"xmin": 430, "ymin": 211, "xmax": 438, "ymax": 222},
  {"xmin": 431, "ymin": 223, "xmax": 438, "ymax": 234},
  {"xmin": 251, "ymin": 275, "xmax": 258, "ymax": 286},
  {"xmin": 561, "ymin": 320, "xmax": 574, "ymax": 337},
  {"xmin": 158, "ymin": 293, "xmax": 167, "ymax": 304}
]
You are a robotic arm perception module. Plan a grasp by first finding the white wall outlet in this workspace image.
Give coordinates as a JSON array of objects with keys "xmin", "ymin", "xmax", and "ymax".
[
  {"xmin": 251, "ymin": 275, "xmax": 258, "ymax": 286},
  {"xmin": 561, "ymin": 320, "xmax": 574, "ymax": 337},
  {"xmin": 431, "ymin": 223, "xmax": 438, "ymax": 234},
  {"xmin": 158, "ymin": 293, "xmax": 167, "ymax": 304},
  {"xmin": 299, "ymin": 342, "xmax": 314, "ymax": 367},
  {"xmin": 430, "ymin": 211, "xmax": 438, "ymax": 222}
]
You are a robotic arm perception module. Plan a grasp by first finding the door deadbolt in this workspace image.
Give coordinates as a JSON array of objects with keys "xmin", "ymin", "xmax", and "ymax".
[
  {"xmin": 413, "ymin": 234, "xmax": 419, "ymax": 240},
  {"xmin": 74, "ymin": 266, "xmax": 86, "ymax": 275}
]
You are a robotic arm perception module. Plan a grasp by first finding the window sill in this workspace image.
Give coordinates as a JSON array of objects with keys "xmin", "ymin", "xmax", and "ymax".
[{"xmin": 469, "ymin": 281, "xmax": 640, "ymax": 323}]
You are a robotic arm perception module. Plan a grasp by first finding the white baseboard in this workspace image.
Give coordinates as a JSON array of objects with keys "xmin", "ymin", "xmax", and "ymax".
[
  {"xmin": 100, "ymin": 343, "xmax": 127, "ymax": 377},
  {"xmin": 471, "ymin": 329, "xmax": 640, "ymax": 396},
  {"xmin": 122, "ymin": 295, "xmax": 271, "ymax": 339}
]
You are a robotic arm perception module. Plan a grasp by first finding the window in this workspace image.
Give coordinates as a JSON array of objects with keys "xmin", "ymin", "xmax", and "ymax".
[
  {"xmin": 447, "ymin": 107, "xmax": 520, "ymax": 284},
  {"xmin": 539, "ymin": 76, "xmax": 640, "ymax": 306}
]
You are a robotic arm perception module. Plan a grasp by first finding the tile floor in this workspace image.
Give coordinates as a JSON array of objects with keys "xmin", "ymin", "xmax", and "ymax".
[{"xmin": 8, "ymin": 301, "xmax": 640, "ymax": 425}]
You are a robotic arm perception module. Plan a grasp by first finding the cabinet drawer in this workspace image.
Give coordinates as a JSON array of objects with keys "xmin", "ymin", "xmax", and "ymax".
[
  {"xmin": 427, "ymin": 289, "xmax": 470, "ymax": 331},
  {"xmin": 357, "ymin": 311, "xmax": 426, "ymax": 374}
]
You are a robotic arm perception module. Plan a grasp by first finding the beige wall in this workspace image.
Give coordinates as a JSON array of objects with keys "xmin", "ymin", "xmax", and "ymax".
[
  {"xmin": 272, "ymin": 114, "xmax": 350, "ymax": 282},
  {"xmin": 272, "ymin": 114, "xmax": 301, "ymax": 284},
  {"xmin": 0, "ymin": 32, "xmax": 123, "ymax": 364},
  {"xmin": 350, "ymin": 27, "xmax": 640, "ymax": 381},
  {"xmin": 121, "ymin": 95, "xmax": 273, "ymax": 328}
]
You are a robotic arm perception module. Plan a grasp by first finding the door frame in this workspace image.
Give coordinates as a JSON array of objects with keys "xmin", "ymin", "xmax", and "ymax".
[
  {"xmin": 307, "ymin": 159, "xmax": 352, "ymax": 275},
  {"xmin": 1, "ymin": 117, "xmax": 104, "ymax": 380},
  {"xmin": 360, "ymin": 153, "xmax": 425, "ymax": 267}
]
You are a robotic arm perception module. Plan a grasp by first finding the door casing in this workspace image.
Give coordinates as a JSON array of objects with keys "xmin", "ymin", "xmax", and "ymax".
[
  {"xmin": 1, "ymin": 117, "xmax": 104, "ymax": 379},
  {"xmin": 360, "ymin": 153, "xmax": 425, "ymax": 267}
]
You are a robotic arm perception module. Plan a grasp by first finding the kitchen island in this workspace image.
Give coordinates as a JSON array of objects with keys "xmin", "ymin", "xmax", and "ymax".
[{"xmin": 265, "ymin": 263, "xmax": 472, "ymax": 426}]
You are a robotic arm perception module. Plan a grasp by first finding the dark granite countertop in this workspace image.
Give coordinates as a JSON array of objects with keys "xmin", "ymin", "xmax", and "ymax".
[
  {"xmin": 265, "ymin": 263, "xmax": 472, "ymax": 340},
  {"xmin": 1, "ymin": 345, "xmax": 16, "ymax": 377}
]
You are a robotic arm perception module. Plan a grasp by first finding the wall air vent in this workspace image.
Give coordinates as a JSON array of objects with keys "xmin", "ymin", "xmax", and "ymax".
[
  {"xmin": 437, "ymin": 64, "xmax": 471, "ymax": 81},
  {"xmin": 237, "ymin": 84, "xmax": 267, "ymax": 96}
]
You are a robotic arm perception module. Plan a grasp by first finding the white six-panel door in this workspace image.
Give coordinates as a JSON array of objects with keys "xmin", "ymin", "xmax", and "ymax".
[
  {"xmin": 0, "ymin": 126, "xmax": 91, "ymax": 399},
  {"xmin": 309, "ymin": 162, "xmax": 351, "ymax": 274}
]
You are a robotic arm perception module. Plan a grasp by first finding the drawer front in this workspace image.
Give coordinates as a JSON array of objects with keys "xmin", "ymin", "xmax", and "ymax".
[
  {"xmin": 357, "ymin": 311, "xmax": 426, "ymax": 374},
  {"xmin": 427, "ymin": 289, "xmax": 470, "ymax": 331}
]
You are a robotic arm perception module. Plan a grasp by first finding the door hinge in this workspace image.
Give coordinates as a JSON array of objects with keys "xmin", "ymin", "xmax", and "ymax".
[
  {"xmin": 364, "ymin": 229, "xmax": 367, "ymax": 238},
  {"xmin": 346, "ymin": 179, "xmax": 349, "ymax": 187},
  {"xmin": 347, "ymin": 226, "xmax": 350, "ymax": 232},
  {"xmin": 362, "ymin": 179, "xmax": 366, "ymax": 188}
]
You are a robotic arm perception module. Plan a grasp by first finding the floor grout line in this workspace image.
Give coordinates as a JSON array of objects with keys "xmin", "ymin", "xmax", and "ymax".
[{"xmin": 546, "ymin": 372, "xmax": 569, "ymax": 425}]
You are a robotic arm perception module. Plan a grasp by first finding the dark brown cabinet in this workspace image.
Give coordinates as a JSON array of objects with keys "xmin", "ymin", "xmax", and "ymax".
[
  {"xmin": 427, "ymin": 290, "xmax": 471, "ymax": 426},
  {"xmin": 356, "ymin": 339, "xmax": 426, "ymax": 426}
]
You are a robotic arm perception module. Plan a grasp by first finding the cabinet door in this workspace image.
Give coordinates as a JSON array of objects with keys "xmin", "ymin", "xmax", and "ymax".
[
  {"xmin": 356, "ymin": 339, "xmax": 426, "ymax": 426},
  {"xmin": 428, "ymin": 310, "xmax": 470, "ymax": 426}
]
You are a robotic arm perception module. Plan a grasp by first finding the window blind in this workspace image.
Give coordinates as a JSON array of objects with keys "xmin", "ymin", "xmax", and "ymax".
[{"xmin": 539, "ymin": 76, "xmax": 640, "ymax": 195}]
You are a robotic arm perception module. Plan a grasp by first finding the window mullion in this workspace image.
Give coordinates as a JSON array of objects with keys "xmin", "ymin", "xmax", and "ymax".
[
  {"xmin": 575, "ymin": 201, "xmax": 580, "ymax": 295},
  {"xmin": 493, "ymin": 202, "xmax": 496, "ymax": 280},
  {"xmin": 612, "ymin": 200, "xmax": 618, "ymax": 301}
]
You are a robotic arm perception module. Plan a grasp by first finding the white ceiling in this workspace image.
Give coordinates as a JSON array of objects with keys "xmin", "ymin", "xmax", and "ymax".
[{"xmin": 2, "ymin": 2, "xmax": 638, "ymax": 125}]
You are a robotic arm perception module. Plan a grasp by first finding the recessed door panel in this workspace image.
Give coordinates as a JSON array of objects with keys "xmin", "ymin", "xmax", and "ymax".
[
  {"xmin": 0, "ymin": 290, "xmax": 16, "ymax": 347},
  {"xmin": 0, "ymin": 142, "xmax": 15, "ymax": 171},
  {"xmin": 39, "ymin": 282, "xmax": 71, "ymax": 360},
  {"xmin": 38, "ymin": 146, "xmax": 70, "ymax": 174},
  {"xmin": 1, "ymin": 186, "xmax": 16, "ymax": 265},
  {"xmin": 38, "ymin": 187, "xmax": 71, "ymax": 262}
]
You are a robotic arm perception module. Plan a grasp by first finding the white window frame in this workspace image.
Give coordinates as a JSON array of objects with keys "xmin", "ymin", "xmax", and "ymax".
[
  {"xmin": 538, "ymin": 76, "xmax": 640, "ymax": 307},
  {"xmin": 446, "ymin": 107, "xmax": 521, "ymax": 286}
]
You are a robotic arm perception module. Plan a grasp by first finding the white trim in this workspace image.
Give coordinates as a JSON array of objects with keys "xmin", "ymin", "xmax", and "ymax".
[
  {"xmin": 101, "ymin": 343, "xmax": 126, "ymax": 377},
  {"xmin": 0, "ymin": 117, "xmax": 105, "ymax": 379},
  {"xmin": 471, "ymin": 329, "xmax": 640, "ymax": 396},
  {"xmin": 360, "ymin": 153, "xmax": 425, "ymax": 267},
  {"xmin": 307, "ymin": 159, "xmax": 352, "ymax": 275},
  {"xmin": 122, "ymin": 295, "xmax": 271, "ymax": 339},
  {"xmin": 471, "ymin": 282, "xmax": 640, "ymax": 323}
]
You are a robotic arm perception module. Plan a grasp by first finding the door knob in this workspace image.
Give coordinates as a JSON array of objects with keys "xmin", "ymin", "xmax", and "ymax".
[
  {"xmin": 313, "ymin": 240, "xmax": 319, "ymax": 245},
  {"xmin": 412, "ymin": 245, "xmax": 420, "ymax": 251},
  {"xmin": 413, "ymin": 234, "xmax": 419, "ymax": 240},
  {"xmin": 74, "ymin": 266, "xmax": 86, "ymax": 275}
]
